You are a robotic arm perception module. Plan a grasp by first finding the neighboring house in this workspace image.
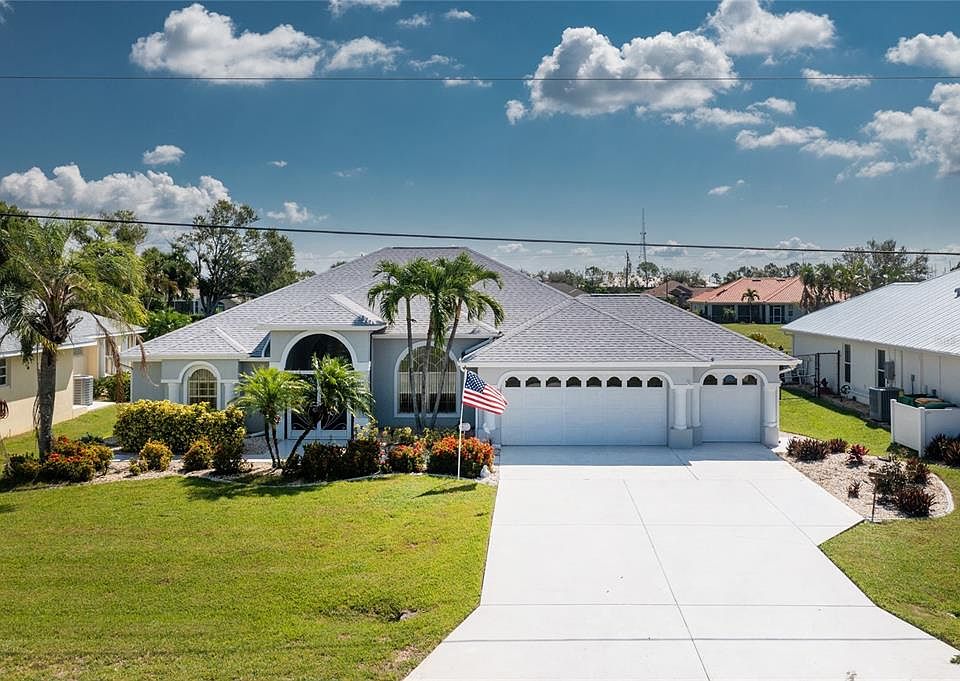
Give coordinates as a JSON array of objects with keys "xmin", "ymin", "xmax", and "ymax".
[
  {"xmin": 784, "ymin": 270, "xmax": 960, "ymax": 406},
  {"xmin": 645, "ymin": 279, "xmax": 713, "ymax": 307},
  {"xmin": 128, "ymin": 247, "xmax": 795, "ymax": 448},
  {"xmin": 0, "ymin": 313, "xmax": 142, "ymax": 438},
  {"xmin": 689, "ymin": 276, "xmax": 807, "ymax": 323},
  {"xmin": 543, "ymin": 281, "xmax": 585, "ymax": 296}
]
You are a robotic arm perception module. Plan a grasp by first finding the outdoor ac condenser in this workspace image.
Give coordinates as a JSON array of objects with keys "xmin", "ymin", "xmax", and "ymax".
[
  {"xmin": 868, "ymin": 386, "xmax": 900, "ymax": 423},
  {"xmin": 73, "ymin": 375, "xmax": 94, "ymax": 407}
]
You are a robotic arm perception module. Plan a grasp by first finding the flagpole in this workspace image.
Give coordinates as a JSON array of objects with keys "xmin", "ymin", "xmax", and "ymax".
[{"xmin": 456, "ymin": 365, "xmax": 468, "ymax": 480}]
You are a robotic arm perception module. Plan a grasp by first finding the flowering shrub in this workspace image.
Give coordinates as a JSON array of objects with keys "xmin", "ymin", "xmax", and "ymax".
[
  {"xmin": 139, "ymin": 440, "xmax": 173, "ymax": 471},
  {"xmin": 182, "ymin": 437, "xmax": 215, "ymax": 472},
  {"xmin": 427, "ymin": 436, "xmax": 495, "ymax": 478},
  {"xmin": 115, "ymin": 401, "xmax": 246, "ymax": 455},
  {"xmin": 847, "ymin": 444, "xmax": 869, "ymax": 466},
  {"xmin": 387, "ymin": 442, "xmax": 426, "ymax": 473},
  {"xmin": 39, "ymin": 453, "xmax": 96, "ymax": 483}
]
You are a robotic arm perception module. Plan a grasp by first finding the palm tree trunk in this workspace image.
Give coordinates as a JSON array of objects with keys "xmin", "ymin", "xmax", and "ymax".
[
  {"xmin": 35, "ymin": 346, "xmax": 58, "ymax": 459},
  {"xmin": 263, "ymin": 426, "xmax": 275, "ymax": 467},
  {"xmin": 404, "ymin": 297, "xmax": 421, "ymax": 433},
  {"xmin": 430, "ymin": 300, "xmax": 462, "ymax": 428},
  {"xmin": 418, "ymin": 325, "xmax": 433, "ymax": 432}
]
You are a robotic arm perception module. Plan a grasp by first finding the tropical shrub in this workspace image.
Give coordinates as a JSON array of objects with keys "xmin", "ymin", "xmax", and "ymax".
[
  {"xmin": 50, "ymin": 436, "xmax": 113, "ymax": 474},
  {"xmin": 78, "ymin": 433, "xmax": 107, "ymax": 445},
  {"xmin": 211, "ymin": 428, "xmax": 247, "ymax": 475},
  {"xmin": 427, "ymin": 436, "xmax": 495, "ymax": 478},
  {"xmin": 39, "ymin": 453, "xmax": 96, "ymax": 483},
  {"xmin": 847, "ymin": 444, "xmax": 869, "ymax": 466},
  {"xmin": 847, "ymin": 480, "xmax": 861, "ymax": 498},
  {"xmin": 905, "ymin": 458, "xmax": 930, "ymax": 485},
  {"xmin": 826, "ymin": 438, "xmax": 848, "ymax": 454},
  {"xmin": 128, "ymin": 461, "xmax": 142, "ymax": 476},
  {"xmin": 344, "ymin": 439, "xmax": 381, "ymax": 478},
  {"xmin": 93, "ymin": 372, "xmax": 131, "ymax": 402},
  {"xmin": 894, "ymin": 485, "xmax": 935, "ymax": 517},
  {"xmin": 944, "ymin": 438, "xmax": 960, "ymax": 467},
  {"xmin": 387, "ymin": 442, "xmax": 426, "ymax": 473},
  {"xmin": 873, "ymin": 462, "xmax": 907, "ymax": 498},
  {"xmin": 139, "ymin": 440, "xmax": 173, "ymax": 471},
  {"xmin": 115, "ymin": 401, "xmax": 246, "ymax": 455},
  {"xmin": 925, "ymin": 433, "xmax": 952, "ymax": 462},
  {"xmin": 296, "ymin": 443, "xmax": 343, "ymax": 482},
  {"xmin": 3, "ymin": 455, "xmax": 40, "ymax": 485},
  {"xmin": 786, "ymin": 437, "xmax": 829, "ymax": 462},
  {"xmin": 182, "ymin": 437, "xmax": 215, "ymax": 472}
]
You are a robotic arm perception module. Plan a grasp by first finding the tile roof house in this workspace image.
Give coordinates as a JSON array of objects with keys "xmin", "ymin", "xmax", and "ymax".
[
  {"xmin": 689, "ymin": 276, "xmax": 809, "ymax": 324},
  {"xmin": 128, "ymin": 247, "xmax": 797, "ymax": 448},
  {"xmin": 645, "ymin": 279, "xmax": 714, "ymax": 306}
]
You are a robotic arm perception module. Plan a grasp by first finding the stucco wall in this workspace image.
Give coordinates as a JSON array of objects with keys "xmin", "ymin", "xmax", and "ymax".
[
  {"xmin": 0, "ymin": 348, "xmax": 78, "ymax": 439},
  {"xmin": 130, "ymin": 362, "xmax": 165, "ymax": 402}
]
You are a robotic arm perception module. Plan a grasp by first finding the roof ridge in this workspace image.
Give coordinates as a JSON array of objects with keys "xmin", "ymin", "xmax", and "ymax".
[
  {"xmin": 213, "ymin": 327, "xmax": 247, "ymax": 353},
  {"xmin": 462, "ymin": 298, "xmax": 577, "ymax": 359},
  {"xmin": 328, "ymin": 293, "xmax": 386, "ymax": 325},
  {"xmin": 767, "ymin": 276, "xmax": 799, "ymax": 301}
]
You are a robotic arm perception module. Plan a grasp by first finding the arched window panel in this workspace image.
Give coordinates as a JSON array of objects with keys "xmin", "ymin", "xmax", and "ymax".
[
  {"xmin": 647, "ymin": 377, "xmax": 664, "ymax": 388},
  {"xmin": 285, "ymin": 334, "xmax": 351, "ymax": 370},
  {"xmin": 525, "ymin": 377, "xmax": 541, "ymax": 388},
  {"xmin": 722, "ymin": 374, "xmax": 738, "ymax": 386},
  {"xmin": 187, "ymin": 368, "xmax": 218, "ymax": 408},
  {"xmin": 703, "ymin": 374, "xmax": 718, "ymax": 386},
  {"xmin": 606, "ymin": 377, "xmax": 622, "ymax": 387},
  {"xmin": 505, "ymin": 377, "xmax": 521, "ymax": 388},
  {"xmin": 566, "ymin": 377, "xmax": 582, "ymax": 387},
  {"xmin": 545, "ymin": 376, "xmax": 561, "ymax": 388},
  {"xmin": 627, "ymin": 377, "xmax": 643, "ymax": 387},
  {"xmin": 397, "ymin": 346, "xmax": 457, "ymax": 414},
  {"xmin": 586, "ymin": 376, "xmax": 602, "ymax": 387},
  {"xmin": 742, "ymin": 374, "xmax": 758, "ymax": 385}
]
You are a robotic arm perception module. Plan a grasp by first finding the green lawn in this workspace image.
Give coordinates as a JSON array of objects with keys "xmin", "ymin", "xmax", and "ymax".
[
  {"xmin": 824, "ymin": 465, "xmax": 960, "ymax": 649},
  {"xmin": 0, "ymin": 475, "xmax": 495, "ymax": 680},
  {"xmin": 780, "ymin": 387, "xmax": 892, "ymax": 453},
  {"xmin": 723, "ymin": 323, "xmax": 792, "ymax": 353},
  {"xmin": 1, "ymin": 404, "xmax": 118, "ymax": 460}
]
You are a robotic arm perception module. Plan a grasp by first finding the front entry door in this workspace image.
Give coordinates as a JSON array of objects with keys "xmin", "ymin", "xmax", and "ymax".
[{"xmin": 287, "ymin": 375, "xmax": 350, "ymax": 440}]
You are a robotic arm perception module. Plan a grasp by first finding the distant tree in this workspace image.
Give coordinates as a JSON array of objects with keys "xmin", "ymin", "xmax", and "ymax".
[
  {"xmin": 836, "ymin": 239, "xmax": 929, "ymax": 295},
  {"xmin": 661, "ymin": 269, "xmax": 706, "ymax": 287},
  {"xmin": 244, "ymin": 230, "xmax": 307, "ymax": 296},
  {"xmin": 741, "ymin": 288, "xmax": 760, "ymax": 322},
  {"xmin": 799, "ymin": 263, "xmax": 842, "ymax": 311},
  {"xmin": 622, "ymin": 251, "xmax": 633, "ymax": 288},
  {"xmin": 329, "ymin": 260, "xmax": 348, "ymax": 269},
  {"xmin": 141, "ymin": 246, "xmax": 195, "ymax": 310},
  {"xmin": 100, "ymin": 210, "xmax": 147, "ymax": 249},
  {"xmin": 582, "ymin": 266, "xmax": 606, "ymax": 292},
  {"xmin": 636, "ymin": 260, "xmax": 660, "ymax": 285},
  {"xmin": 144, "ymin": 308, "xmax": 193, "ymax": 341}
]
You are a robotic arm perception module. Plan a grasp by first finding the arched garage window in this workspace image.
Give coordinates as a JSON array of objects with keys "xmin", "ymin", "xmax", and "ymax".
[
  {"xmin": 586, "ymin": 376, "xmax": 602, "ymax": 387},
  {"xmin": 742, "ymin": 374, "xmax": 758, "ymax": 385},
  {"xmin": 398, "ymin": 346, "xmax": 457, "ymax": 414},
  {"xmin": 505, "ymin": 377, "xmax": 521, "ymax": 388},
  {"xmin": 525, "ymin": 377, "xmax": 541, "ymax": 388},
  {"xmin": 722, "ymin": 374, "xmax": 738, "ymax": 386},
  {"xmin": 546, "ymin": 376, "xmax": 561, "ymax": 388},
  {"xmin": 187, "ymin": 368, "xmax": 218, "ymax": 408},
  {"xmin": 703, "ymin": 374, "xmax": 718, "ymax": 385},
  {"xmin": 566, "ymin": 376, "xmax": 582, "ymax": 387},
  {"xmin": 647, "ymin": 377, "xmax": 663, "ymax": 387},
  {"xmin": 606, "ymin": 377, "xmax": 622, "ymax": 387},
  {"xmin": 627, "ymin": 377, "xmax": 642, "ymax": 387}
]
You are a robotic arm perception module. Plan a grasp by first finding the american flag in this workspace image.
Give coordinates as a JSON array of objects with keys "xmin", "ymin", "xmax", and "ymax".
[{"xmin": 462, "ymin": 370, "xmax": 508, "ymax": 415}]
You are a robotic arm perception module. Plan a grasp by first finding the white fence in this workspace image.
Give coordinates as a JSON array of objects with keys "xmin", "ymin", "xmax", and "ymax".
[{"xmin": 890, "ymin": 400, "xmax": 960, "ymax": 454}]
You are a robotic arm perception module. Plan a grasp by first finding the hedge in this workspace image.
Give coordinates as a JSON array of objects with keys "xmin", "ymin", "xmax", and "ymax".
[{"xmin": 115, "ymin": 401, "xmax": 246, "ymax": 455}]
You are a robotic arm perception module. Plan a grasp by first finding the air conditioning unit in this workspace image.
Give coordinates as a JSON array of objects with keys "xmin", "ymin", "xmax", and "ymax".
[
  {"xmin": 868, "ymin": 386, "xmax": 900, "ymax": 423},
  {"xmin": 73, "ymin": 375, "xmax": 94, "ymax": 407}
]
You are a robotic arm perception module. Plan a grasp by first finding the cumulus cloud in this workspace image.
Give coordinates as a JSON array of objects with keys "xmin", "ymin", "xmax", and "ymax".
[
  {"xmin": 651, "ymin": 240, "xmax": 688, "ymax": 258},
  {"xmin": 514, "ymin": 26, "xmax": 736, "ymax": 119},
  {"xmin": 886, "ymin": 32, "xmax": 960, "ymax": 74},
  {"xmin": 802, "ymin": 138, "xmax": 882, "ymax": 160},
  {"xmin": 397, "ymin": 13, "xmax": 430, "ymax": 29},
  {"xmin": 707, "ymin": 178, "xmax": 745, "ymax": 196},
  {"xmin": 496, "ymin": 242, "xmax": 527, "ymax": 254},
  {"xmin": 267, "ymin": 201, "xmax": 312, "ymax": 223},
  {"xmin": 704, "ymin": 0, "xmax": 834, "ymax": 56},
  {"xmin": 442, "ymin": 77, "xmax": 492, "ymax": 88},
  {"xmin": 505, "ymin": 99, "xmax": 527, "ymax": 124},
  {"xmin": 666, "ymin": 107, "xmax": 766, "ymax": 128},
  {"xmin": 130, "ymin": 4, "xmax": 322, "ymax": 81},
  {"xmin": 802, "ymin": 68, "xmax": 871, "ymax": 91},
  {"xmin": 142, "ymin": 144, "xmax": 185, "ymax": 166},
  {"xmin": 0, "ymin": 164, "xmax": 230, "ymax": 221},
  {"xmin": 333, "ymin": 167, "xmax": 367, "ymax": 178},
  {"xmin": 0, "ymin": 0, "xmax": 12, "ymax": 24},
  {"xmin": 325, "ymin": 37, "xmax": 402, "ymax": 71},
  {"xmin": 444, "ymin": 8, "xmax": 475, "ymax": 21},
  {"xmin": 410, "ymin": 54, "xmax": 458, "ymax": 70},
  {"xmin": 269, "ymin": 160, "xmax": 288, "ymax": 168},
  {"xmin": 329, "ymin": 0, "xmax": 400, "ymax": 17},
  {"xmin": 864, "ymin": 82, "xmax": 960, "ymax": 176},
  {"xmin": 748, "ymin": 96, "xmax": 796, "ymax": 115},
  {"xmin": 570, "ymin": 246, "xmax": 595, "ymax": 257},
  {"xmin": 735, "ymin": 125, "xmax": 826, "ymax": 149},
  {"xmin": 739, "ymin": 236, "xmax": 821, "ymax": 261},
  {"xmin": 856, "ymin": 160, "xmax": 898, "ymax": 178}
]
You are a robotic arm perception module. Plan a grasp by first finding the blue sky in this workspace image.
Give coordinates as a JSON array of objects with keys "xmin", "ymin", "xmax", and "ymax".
[{"xmin": 1, "ymin": 0, "xmax": 958, "ymax": 275}]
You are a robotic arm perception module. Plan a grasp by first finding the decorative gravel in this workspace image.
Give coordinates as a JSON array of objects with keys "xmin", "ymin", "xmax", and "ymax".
[{"xmin": 776, "ymin": 439, "xmax": 953, "ymax": 521}]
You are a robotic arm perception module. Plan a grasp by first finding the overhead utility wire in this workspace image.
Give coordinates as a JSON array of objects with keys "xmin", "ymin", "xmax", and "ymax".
[
  {"xmin": 0, "ymin": 74, "xmax": 957, "ymax": 82},
  {"xmin": 2, "ymin": 212, "xmax": 953, "ymax": 257}
]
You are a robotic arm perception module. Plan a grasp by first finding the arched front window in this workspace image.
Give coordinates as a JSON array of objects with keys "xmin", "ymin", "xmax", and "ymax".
[
  {"xmin": 505, "ymin": 377, "xmax": 521, "ymax": 388},
  {"xmin": 398, "ymin": 346, "xmax": 457, "ymax": 414},
  {"xmin": 187, "ymin": 368, "xmax": 218, "ymax": 408}
]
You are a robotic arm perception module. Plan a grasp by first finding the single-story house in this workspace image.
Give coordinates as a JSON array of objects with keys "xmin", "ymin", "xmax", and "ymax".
[
  {"xmin": 645, "ymin": 279, "xmax": 714, "ymax": 307},
  {"xmin": 128, "ymin": 247, "xmax": 795, "ymax": 448},
  {"xmin": 784, "ymin": 270, "xmax": 960, "ymax": 450},
  {"xmin": 689, "ymin": 276, "xmax": 808, "ymax": 324},
  {"xmin": 0, "ymin": 313, "xmax": 142, "ymax": 438}
]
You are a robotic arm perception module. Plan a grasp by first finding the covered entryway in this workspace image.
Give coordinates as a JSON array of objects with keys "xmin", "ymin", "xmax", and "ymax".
[
  {"xmin": 282, "ymin": 332, "xmax": 354, "ymax": 440},
  {"xmin": 700, "ymin": 371, "xmax": 762, "ymax": 442},
  {"xmin": 500, "ymin": 374, "xmax": 668, "ymax": 446}
]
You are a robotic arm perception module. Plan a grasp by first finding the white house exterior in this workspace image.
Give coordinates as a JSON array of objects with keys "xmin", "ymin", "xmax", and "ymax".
[{"xmin": 127, "ymin": 248, "xmax": 796, "ymax": 448}]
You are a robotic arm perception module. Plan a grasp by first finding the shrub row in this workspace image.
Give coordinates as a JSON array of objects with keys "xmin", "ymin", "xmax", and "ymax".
[
  {"xmin": 115, "ymin": 401, "xmax": 246, "ymax": 456},
  {"xmin": 2, "ymin": 436, "xmax": 114, "ymax": 485},
  {"xmin": 786, "ymin": 437, "xmax": 830, "ymax": 462},
  {"xmin": 283, "ymin": 439, "xmax": 381, "ymax": 482},
  {"xmin": 93, "ymin": 372, "xmax": 131, "ymax": 402},
  {"xmin": 872, "ymin": 459, "xmax": 935, "ymax": 517},
  {"xmin": 925, "ymin": 434, "xmax": 960, "ymax": 466}
]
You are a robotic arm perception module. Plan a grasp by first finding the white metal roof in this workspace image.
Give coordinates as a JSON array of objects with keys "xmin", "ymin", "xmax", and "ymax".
[{"xmin": 783, "ymin": 269, "xmax": 960, "ymax": 357}]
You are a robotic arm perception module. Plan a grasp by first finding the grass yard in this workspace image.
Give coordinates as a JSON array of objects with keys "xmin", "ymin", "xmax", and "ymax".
[
  {"xmin": 1, "ymin": 404, "xmax": 118, "ymax": 460},
  {"xmin": 824, "ymin": 465, "xmax": 960, "ymax": 649},
  {"xmin": 723, "ymin": 323, "xmax": 792, "ymax": 353},
  {"xmin": 0, "ymin": 475, "xmax": 495, "ymax": 680},
  {"xmin": 780, "ymin": 387, "xmax": 892, "ymax": 453}
]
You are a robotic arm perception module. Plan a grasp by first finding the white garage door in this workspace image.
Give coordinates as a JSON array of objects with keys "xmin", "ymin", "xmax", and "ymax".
[
  {"xmin": 500, "ymin": 374, "xmax": 668, "ymax": 446},
  {"xmin": 700, "ymin": 372, "xmax": 762, "ymax": 442}
]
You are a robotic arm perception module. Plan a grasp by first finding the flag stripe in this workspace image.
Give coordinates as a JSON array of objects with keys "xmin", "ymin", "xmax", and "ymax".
[{"xmin": 461, "ymin": 370, "xmax": 508, "ymax": 415}]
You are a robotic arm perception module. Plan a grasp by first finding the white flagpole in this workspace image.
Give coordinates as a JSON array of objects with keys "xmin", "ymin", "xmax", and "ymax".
[{"xmin": 456, "ymin": 366, "xmax": 468, "ymax": 480}]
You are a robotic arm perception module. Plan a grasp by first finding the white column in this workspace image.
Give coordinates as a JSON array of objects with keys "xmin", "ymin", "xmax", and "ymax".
[
  {"xmin": 222, "ymin": 380, "xmax": 237, "ymax": 408},
  {"xmin": 164, "ymin": 380, "xmax": 180, "ymax": 404},
  {"xmin": 672, "ymin": 385, "xmax": 689, "ymax": 430},
  {"xmin": 763, "ymin": 383, "xmax": 780, "ymax": 428},
  {"xmin": 689, "ymin": 383, "xmax": 701, "ymax": 428},
  {"xmin": 354, "ymin": 363, "xmax": 372, "ymax": 428}
]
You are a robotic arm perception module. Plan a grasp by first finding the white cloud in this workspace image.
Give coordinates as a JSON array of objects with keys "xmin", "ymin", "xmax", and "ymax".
[
  {"xmin": 651, "ymin": 240, "xmax": 688, "ymax": 258},
  {"xmin": 410, "ymin": 54, "xmax": 458, "ymax": 70},
  {"xmin": 707, "ymin": 178, "xmax": 745, "ymax": 196},
  {"xmin": 515, "ymin": 26, "xmax": 736, "ymax": 119},
  {"xmin": 704, "ymin": 0, "xmax": 835, "ymax": 56},
  {"xmin": 802, "ymin": 138, "xmax": 882, "ymax": 160},
  {"xmin": 886, "ymin": 31, "xmax": 960, "ymax": 74},
  {"xmin": 269, "ymin": 160, "xmax": 288, "ymax": 168},
  {"xmin": 444, "ymin": 8, "xmax": 475, "ymax": 22},
  {"xmin": 142, "ymin": 144, "xmax": 185, "ymax": 166},
  {"xmin": 666, "ymin": 107, "xmax": 766, "ymax": 128},
  {"xmin": 749, "ymin": 96, "xmax": 796, "ymax": 115},
  {"xmin": 802, "ymin": 68, "xmax": 871, "ymax": 91},
  {"xmin": 496, "ymin": 242, "xmax": 527, "ymax": 254},
  {"xmin": 0, "ymin": 0, "xmax": 12, "ymax": 24},
  {"xmin": 325, "ymin": 36, "xmax": 402, "ymax": 71},
  {"xmin": 267, "ymin": 201, "xmax": 312, "ymax": 223},
  {"xmin": 864, "ymin": 82, "xmax": 960, "ymax": 176},
  {"xmin": 130, "ymin": 4, "xmax": 322, "ymax": 82},
  {"xmin": 0, "ymin": 164, "xmax": 230, "ymax": 221},
  {"xmin": 735, "ymin": 125, "xmax": 825, "ymax": 149},
  {"xmin": 334, "ymin": 167, "xmax": 367, "ymax": 178},
  {"xmin": 505, "ymin": 99, "xmax": 527, "ymax": 125},
  {"xmin": 397, "ymin": 13, "xmax": 430, "ymax": 29},
  {"xmin": 329, "ymin": 0, "xmax": 400, "ymax": 17},
  {"xmin": 856, "ymin": 160, "xmax": 898, "ymax": 178},
  {"xmin": 570, "ymin": 246, "xmax": 594, "ymax": 257},
  {"xmin": 739, "ymin": 236, "xmax": 821, "ymax": 261},
  {"xmin": 442, "ymin": 77, "xmax": 492, "ymax": 88}
]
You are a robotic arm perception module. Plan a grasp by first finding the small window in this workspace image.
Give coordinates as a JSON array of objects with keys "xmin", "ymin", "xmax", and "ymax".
[
  {"xmin": 606, "ymin": 377, "xmax": 622, "ymax": 387},
  {"xmin": 0, "ymin": 358, "xmax": 7, "ymax": 387},
  {"xmin": 586, "ymin": 376, "xmax": 602, "ymax": 387},
  {"xmin": 877, "ymin": 349, "xmax": 886, "ymax": 387},
  {"xmin": 647, "ymin": 377, "xmax": 663, "ymax": 388},
  {"xmin": 722, "ymin": 374, "xmax": 738, "ymax": 386},
  {"xmin": 843, "ymin": 344, "xmax": 851, "ymax": 384},
  {"xmin": 505, "ymin": 377, "xmax": 521, "ymax": 388},
  {"xmin": 187, "ymin": 368, "xmax": 218, "ymax": 408},
  {"xmin": 742, "ymin": 374, "xmax": 758, "ymax": 385},
  {"xmin": 566, "ymin": 376, "xmax": 582, "ymax": 387},
  {"xmin": 525, "ymin": 376, "xmax": 541, "ymax": 388},
  {"xmin": 546, "ymin": 376, "xmax": 561, "ymax": 388},
  {"xmin": 627, "ymin": 376, "xmax": 642, "ymax": 387},
  {"xmin": 703, "ymin": 374, "xmax": 718, "ymax": 386}
]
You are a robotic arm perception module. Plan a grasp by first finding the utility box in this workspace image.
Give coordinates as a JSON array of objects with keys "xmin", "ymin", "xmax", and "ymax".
[{"xmin": 869, "ymin": 386, "xmax": 900, "ymax": 423}]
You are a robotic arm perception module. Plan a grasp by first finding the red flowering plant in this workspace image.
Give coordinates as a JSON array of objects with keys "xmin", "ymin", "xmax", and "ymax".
[{"xmin": 426, "ymin": 436, "xmax": 494, "ymax": 478}]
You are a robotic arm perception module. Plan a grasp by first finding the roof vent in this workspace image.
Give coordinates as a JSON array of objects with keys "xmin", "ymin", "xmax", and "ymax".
[{"xmin": 955, "ymin": 287, "xmax": 960, "ymax": 298}]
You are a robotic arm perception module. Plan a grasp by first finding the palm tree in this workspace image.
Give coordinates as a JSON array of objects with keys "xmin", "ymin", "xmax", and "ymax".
[
  {"xmin": 367, "ymin": 258, "xmax": 428, "ymax": 431},
  {"xmin": 233, "ymin": 367, "xmax": 310, "ymax": 467},
  {"xmin": 0, "ymin": 217, "xmax": 146, "ymax": 457},
  {"xmin": 741, "ymin": 288, "xmax": 760, "ymax": 323},
  {"xmin": 429, "ymin": 254, "xmax": 504, "ymax": 427},
  {"xmin": 288, "ymin": 355, "xmax": 374, "ymax": 458}
]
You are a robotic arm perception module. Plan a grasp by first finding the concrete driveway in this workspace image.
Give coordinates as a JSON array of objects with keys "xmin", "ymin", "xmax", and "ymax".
[{"xmin": 408, "ymin": 444, "xmax": 960, "ymax": 680}]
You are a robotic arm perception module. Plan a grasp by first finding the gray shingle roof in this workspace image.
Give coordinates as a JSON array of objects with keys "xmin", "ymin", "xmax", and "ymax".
[{"xmin": 1, "ymin": 311, "xmax": 142, "ymax": 358}]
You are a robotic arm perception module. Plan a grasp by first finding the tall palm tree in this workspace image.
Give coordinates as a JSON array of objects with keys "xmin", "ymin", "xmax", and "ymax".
[
  {"xmin": 288, "ymin": 355, "xmax": 374, "ymax": 458},
  {"xmin": 233, "ymin": 367, "xmax": 310, "ymax": 467},
  {"xmin": 741, "ymin": 288, "xmax": 760, "ymax": 323},
  {"xmin": 429, "ymin": 254, "xmax": 504, "ymax": 427},
  {"xmin": 0, "ymin": 218, "xmax": 146, "ymax": 457}
]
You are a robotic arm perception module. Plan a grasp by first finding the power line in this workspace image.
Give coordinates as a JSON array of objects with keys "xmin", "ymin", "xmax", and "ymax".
[
  {"xmin": 2, "ymin": 211, "xmax": 954, "ymax": 257},
  {"xmin": 0, "ymin": 74, "xmax": 957, "ymax": 82}
]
